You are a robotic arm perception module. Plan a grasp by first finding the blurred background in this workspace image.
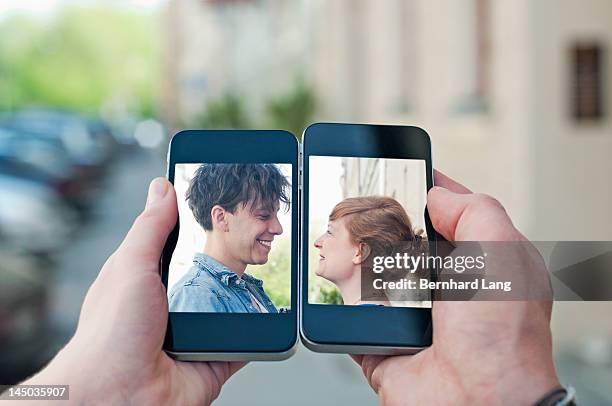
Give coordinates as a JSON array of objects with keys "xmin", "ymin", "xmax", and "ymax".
[{"xmin": 0, "ymin": 0, "xmax": 610, "ymax": 404}]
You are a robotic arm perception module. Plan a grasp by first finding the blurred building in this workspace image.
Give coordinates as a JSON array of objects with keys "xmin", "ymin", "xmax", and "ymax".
[
  {"xmin": 310, "ymin": 0, "xmax": 612, "ymax": 379},
  {"xmin": 163, "ymin": 0, "xmax": 612, "ymax": 241},
  {"xmin": 311, "ymin": 0, "xmax": 612, "ymax": 243},
  {"xmin": 341, "ymin": 157, "xmax": 427, "ymax": 232},
  {"xmin": 161, "ymin": 0, "xmax": 311, "ymax": 128}
]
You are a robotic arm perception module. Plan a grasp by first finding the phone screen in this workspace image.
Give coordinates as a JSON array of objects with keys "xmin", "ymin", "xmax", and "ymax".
[
  {"xmin": 308, "ymin": 156, "xmax": 431, "ymax": 308},
  {"xmin": 167, "ymin": 163, "xmax": 293, "ymax": 313}
]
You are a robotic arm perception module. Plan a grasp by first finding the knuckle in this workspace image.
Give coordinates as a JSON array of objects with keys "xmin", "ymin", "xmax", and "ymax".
[
  {"xmin": 472, "ymin": 193, "xmax": 504, "ymax": 210},
  {"xmin": 135, "ymin": 208, "xmax": 157, "ymax": 224},
  {"xmin": 360, "ymin": 356, "xmax": 386, "ymax": 393}
]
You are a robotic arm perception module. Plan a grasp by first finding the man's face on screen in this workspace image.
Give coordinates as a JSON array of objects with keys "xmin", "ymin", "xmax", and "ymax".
[{"xmin": 225, "ymin": 202, "xmax": 283, "ymax": 267}]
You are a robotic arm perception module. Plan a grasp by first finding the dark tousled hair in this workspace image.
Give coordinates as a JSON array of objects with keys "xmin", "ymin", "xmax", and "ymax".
[{"xmin": 186, "ymin": 163, "xmax": 290, "ymax": 231}]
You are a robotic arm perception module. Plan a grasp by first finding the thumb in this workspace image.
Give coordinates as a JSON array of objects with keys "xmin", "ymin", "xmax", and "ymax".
[
  {"xmin": 427, "ymin": 186, "xmax": 516, "ymax": 241},
  {"xmin": 116, "ymin": 177, "xmax": 178, "ymax": 270}
]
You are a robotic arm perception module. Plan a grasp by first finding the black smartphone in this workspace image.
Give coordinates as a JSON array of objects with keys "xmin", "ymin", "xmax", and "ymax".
[
  {"xmin": 300, "ymin": 123, "xmax": 434, "ymax": 354},
  {"xmin": 162, "ymin": 130, "xmax": 299, "ymax": 361}
]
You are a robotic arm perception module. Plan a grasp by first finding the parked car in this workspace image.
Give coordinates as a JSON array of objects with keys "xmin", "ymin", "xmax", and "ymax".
[
  {"xmin": 0, "ymin": 109, "xmax": 118, "ymax": 179},
  {"xmin": 0, "ymin": 127, "xmax": 98, "ymax": 211},
  {"xmin": 0, "ymin": 246, "xmax": 54, "ymax": 385},
  {"xmin": 108, "ymin": 116, "xmax": 141, "ymax": 149},
  {"xmin": 0, "ymin": 174, "xmax": 76, "ymax": 256}
]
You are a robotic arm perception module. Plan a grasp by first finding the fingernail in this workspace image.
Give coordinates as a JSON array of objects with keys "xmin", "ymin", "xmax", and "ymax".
[{"xmin": 147, "ymin": 178, "xmax": 168, "ymax": 207}]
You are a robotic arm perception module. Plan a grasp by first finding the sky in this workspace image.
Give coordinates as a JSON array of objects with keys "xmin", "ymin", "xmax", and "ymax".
[{"xmin": 0, "ymin": 0, "xmax": 165, "ymax": 20}]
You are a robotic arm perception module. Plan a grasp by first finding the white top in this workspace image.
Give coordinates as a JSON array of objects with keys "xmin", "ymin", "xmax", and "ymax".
[{"xmin": 250, "ymin": 292, "xmax": 269, "ymax": 313}]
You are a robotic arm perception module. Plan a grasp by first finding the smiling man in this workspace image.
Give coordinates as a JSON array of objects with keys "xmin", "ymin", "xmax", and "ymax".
[{"xmin": 168, "ymin": 163, "xmax": 290, "ymax": 313}]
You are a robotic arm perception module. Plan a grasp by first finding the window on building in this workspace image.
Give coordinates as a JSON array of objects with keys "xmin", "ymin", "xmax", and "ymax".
[{"xmin": 571, "ymin": 43, "xmax": 605, "ymax": 121}]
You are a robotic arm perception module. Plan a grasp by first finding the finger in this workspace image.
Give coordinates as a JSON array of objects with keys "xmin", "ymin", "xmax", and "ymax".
[
  {"xmin": 202, "ymin": 361, "xmax": 247, "ymax": 381},
  {"xmin": 116, "ymin": 178, "xmax": 178, "ymax": 269},
  {"xmin": 427, "ymin": 187, "xmax": 515, "ymax": 241},
  {"xmin": 358, "ymin": 355, "xmax": 388, "ymax": 393},
  {"xmin": 227, "ymin": 361, "xmax": 247, "ymax": 376},
  {"xmin": 427, "ymin": 187, "xmax": 465, "ymax": 240},
  {"xmin": 349, "ymin": 354, "xmax": 364, "ymax": 366},
  {"xmin": 433, "ymin": 169, "xmax": 472, "ymax": 194},
  {"xmin": 191, "ymin": 361, "xmax": 247, "ymax": 402}
]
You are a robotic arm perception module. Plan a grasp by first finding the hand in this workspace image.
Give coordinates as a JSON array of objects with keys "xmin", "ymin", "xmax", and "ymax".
[
  {"xmin": 352, "ymin": 171, "xmax": 560, "ymax": 405},
  {"xmin": 24, "ymin": 178, "xmax": 244, "ymax": 405}
]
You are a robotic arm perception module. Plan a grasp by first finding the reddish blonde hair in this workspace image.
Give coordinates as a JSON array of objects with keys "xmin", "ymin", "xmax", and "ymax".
[{"xmin": 329, "ymin": 196, "xmax": 424, "ymax": 257}]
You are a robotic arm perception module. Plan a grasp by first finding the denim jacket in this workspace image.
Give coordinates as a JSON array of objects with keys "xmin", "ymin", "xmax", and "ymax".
[{"xmin": 168, "ymin": 253, "xmax": 278, "ymax": 313}]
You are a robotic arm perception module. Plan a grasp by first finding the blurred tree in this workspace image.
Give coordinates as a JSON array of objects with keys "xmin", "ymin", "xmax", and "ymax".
[
  {"xmin": 318, "ymin": 285, "xmax": 343, "ymax": 305},
  {"xmin": 197, "ymin": 93, "xmax": 251, "ymax": 129},
  {"xmin": 266, "ymin": 80, "xmax": 316, "ymax": 141},
  {"xmin": 249, "ymin": 238, "xmax": 291, "ymax": 308},
  {"xmin": 0, "ymin": 6, "xmax": 159, "ymax": 117}
]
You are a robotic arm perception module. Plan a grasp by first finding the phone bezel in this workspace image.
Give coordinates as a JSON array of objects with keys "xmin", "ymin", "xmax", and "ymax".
[
  {"xmin": 162, "ymin": 130, "xmax": 299, "ymax": 356},
  {"xmin": 300, "ymin": 123, "xmax": 434, "ymax": 350}
]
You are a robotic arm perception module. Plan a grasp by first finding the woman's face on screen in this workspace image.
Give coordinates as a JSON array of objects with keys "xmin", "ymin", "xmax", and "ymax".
[{"xmin": 313, "ymin": 216, "xmax": 359, "ymax": 283}]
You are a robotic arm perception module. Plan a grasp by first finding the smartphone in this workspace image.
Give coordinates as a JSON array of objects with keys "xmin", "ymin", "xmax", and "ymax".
[
  {"xmin": 300, "ymin": 123, "xmax": 435, "ymax": 354},
  {"xmin": 162, "ymin": 130, "xmax": 299, "ymax": 361}
]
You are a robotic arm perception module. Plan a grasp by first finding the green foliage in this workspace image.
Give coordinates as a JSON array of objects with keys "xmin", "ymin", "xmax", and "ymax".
[
  {"xmin": 193, "ymin": 79, "xmax": 316, "ymax": 136},
  {"xmin": 0, "ymin": 5, "xmax": 159, "ymax": 116},
  {"xmin": 248, "ymin": 237, "xmax": 291, "ymax": 309},
  {"xmin": 197, "ymin": 93, "xmax": 251, "ymax": 129},
  {"xmin": 266, "ymin": 80, "xmax": 316, "ymax": 141},
  {"xmin": 318, "ymin": 285, "xmax": 344, "ymax": 305}
]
